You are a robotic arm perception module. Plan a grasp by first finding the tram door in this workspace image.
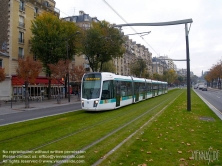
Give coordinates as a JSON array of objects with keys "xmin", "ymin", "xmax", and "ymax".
[
  {"xmin": 135, "ymin": 82, "xmax": 139, "ymax": 102},
  {"xmin": 115, "ymin": 81, "xmax": 120, "ymax": 107}
]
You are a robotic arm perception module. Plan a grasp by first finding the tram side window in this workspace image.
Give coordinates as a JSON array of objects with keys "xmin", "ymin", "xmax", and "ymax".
[
  {"xmin": 147, "ymin": 83, "xmax": 151, "ymax": 93},
  {"xmin": 140, "ymin": 82, "xmax": 146, "ymax": 93},
  {"xmin": 126, "ymin": 81, "xmax": 132, "ymax": 96},
  {"xmin": 153, "ymin": 84, "xmax": 157, "ymax": 90},
  {"xmin": 101, "ymin": 81, "xmax": 114, "ymax": 100}
]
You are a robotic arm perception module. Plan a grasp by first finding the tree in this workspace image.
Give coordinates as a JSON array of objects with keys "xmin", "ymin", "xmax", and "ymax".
[
  {"xmin": 162, "ymin": 69, "xmax": 177, "ymax": 86},
  {"xmin": 70, "ymin": 65, "xmax": 85, "ymax": 84},
  {"xmin": 152, "ymin": 73, "xmax": 162, "ymax": 81},
  {"xmin": 30, "ymin": 12, "xmax": 81, "ymax": 99},
  {"xmin": 130, "ymin": 58, "xmax": 147, "ymax": 77},
  {"xmin": 191, "ymin": 75, "xmax": 198, "ymax": 84},
  {"xmin": 205, "ymin": 59, "xmax": 222, "ymax": 88},
  {"xmin": 101, "ymin": 61, "xmax": 116, "ymax": 73},
  {"xmin": 70, "ymin": 65, "xmax": 85, "ymax": 99},
  {"xmin": 81, "ymin": 20, "xmax": 125, "ymax": 72},
  {"xmin": 0, "ymin": 67, "xmax": 6, "ymax": 83},
  {"xmin": 16, "ymin": 56, "xmax": 42, "ymax": 108},
  {"xmin": 48, "ymin": 60, "xmax": 70, "ymax": 103}
]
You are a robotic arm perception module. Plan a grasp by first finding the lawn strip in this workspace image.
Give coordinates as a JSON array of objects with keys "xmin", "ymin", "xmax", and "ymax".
[
  {"xmin": 99, "ymin": 90, "xmax": 222, "ymax": 166},
  {"xmin": 1, "ymin": 89, "xmax": 180, "ymax": 165},
  {"xmin": 63, "ymin": 90, "xmax": 183, "ymax": 165}
]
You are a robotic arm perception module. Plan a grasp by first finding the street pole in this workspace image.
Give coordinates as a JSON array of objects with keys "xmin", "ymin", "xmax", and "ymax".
[
  {"xmin": 185, "ymin": 23, "xmax": 191, "ymax": 111},
  {"xmin": 65, "ymin": 31, "xmax": 80, "ymax": 102},
  {"xmin": 66, "ymin": 40, "xmax": 70, "ymax": 102}
]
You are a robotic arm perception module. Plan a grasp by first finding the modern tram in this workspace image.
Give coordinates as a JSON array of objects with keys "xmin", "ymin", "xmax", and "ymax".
[{"xmin": 81, "ymin": 72, "xmax": 168, "ymax": 111}]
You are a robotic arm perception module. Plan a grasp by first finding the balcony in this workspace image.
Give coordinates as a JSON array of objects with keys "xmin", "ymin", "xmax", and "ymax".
[
  {"xmin": 18, "ymin": 38, "xmax": 24, "ymax": 44},
  {"xmin": 18, "ymin": 22, "xmax": 25, "ymax": 28},
  {"xmin": 19, "ymin": 6, "xmax": 25, "ymax": 12},
  {"xmin": 34, "ymin": 12, "xmax": 39, "ymax": 17},
  {"xmin": 29, "ymin": 0, "xmax": 60, "ymax": 16},
  {"xmin": 18, "ymin": 54, "xmax": 24, "ymax": 59}
]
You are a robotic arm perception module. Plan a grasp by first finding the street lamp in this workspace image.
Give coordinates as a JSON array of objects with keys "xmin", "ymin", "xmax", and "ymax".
[{"xmin": 66, "ymin": 31, "xmax": 80, "ymax": 102}]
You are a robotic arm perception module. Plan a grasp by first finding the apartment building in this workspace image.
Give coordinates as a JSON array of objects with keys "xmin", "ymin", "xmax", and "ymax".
[
  {"xmin": 0, "ymin": 0, "xmax": 60, "ymax": 100},
  {"xmin": 63, "ymin": 11, "xmax": 153, "ymax": 77},
  {"xmin": 62, "ymin": 11, "xmax": 100, "ymax": 73},
  {"xmin": 158, "ymin": 56, "xmax": 176, "ymax": 70}
]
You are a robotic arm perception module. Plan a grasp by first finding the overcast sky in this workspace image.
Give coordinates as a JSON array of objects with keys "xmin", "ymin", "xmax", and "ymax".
[{"xmin": 55, "ymin": 0, "xmax": 222, "ymax": 76}]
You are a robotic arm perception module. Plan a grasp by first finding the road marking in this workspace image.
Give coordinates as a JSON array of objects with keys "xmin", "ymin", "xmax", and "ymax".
[
  {"xmin": 216, "ymin": 96, "xmax": 220, "ymax": 98},
  {"xmin": 0, "ymin": 119, "xmax": 4, "ymax": 121}
]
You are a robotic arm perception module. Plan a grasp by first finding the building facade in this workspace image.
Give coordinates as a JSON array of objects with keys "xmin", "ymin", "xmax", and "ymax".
[
  {"xmin": 63, "ymin": 11, "xmax": 153, "ymax": 77},
  {"xmin": 0, "ymin": 0, "xmax": 60, "ymax": 100}
]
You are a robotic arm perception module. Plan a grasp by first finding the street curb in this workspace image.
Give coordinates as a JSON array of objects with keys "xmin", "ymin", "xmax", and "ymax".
[{"xmin": 193, "ymin": 89, "xmax": 222, "ymax": 120}]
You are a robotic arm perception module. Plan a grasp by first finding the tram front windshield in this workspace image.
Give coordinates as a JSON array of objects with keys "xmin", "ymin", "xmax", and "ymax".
[{"xmin": 82, "ymin": 73, "xmax": 101, "ymax": 99}]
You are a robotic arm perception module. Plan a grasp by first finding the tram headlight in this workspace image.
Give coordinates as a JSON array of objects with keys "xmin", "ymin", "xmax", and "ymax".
[
  {"xmin": 81, "ymin": 100, "xmax": 84, "ymax": 107},
  {"xmin": 93, "ymin": 100, "xmax": 99, "ymax": 107}
]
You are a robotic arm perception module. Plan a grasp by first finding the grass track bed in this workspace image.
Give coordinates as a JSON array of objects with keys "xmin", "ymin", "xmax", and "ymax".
[
  {"xmin": 98, "ymin": 90, "xmax": 222, "ymax": 166},
  {"xmin": 1, "ymin": 90, "xmax": 183, "ymax": 165}
]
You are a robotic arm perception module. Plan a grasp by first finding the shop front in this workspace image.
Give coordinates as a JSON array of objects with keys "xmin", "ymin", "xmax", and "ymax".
[{"xmin": 11, "ymin": 76, "xmax": 64, "ymax": 101}]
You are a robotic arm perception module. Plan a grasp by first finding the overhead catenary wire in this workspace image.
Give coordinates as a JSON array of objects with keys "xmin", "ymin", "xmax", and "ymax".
[{"xmin": 102, "ymin": 0, "xmax": 159, "ymax": 56}]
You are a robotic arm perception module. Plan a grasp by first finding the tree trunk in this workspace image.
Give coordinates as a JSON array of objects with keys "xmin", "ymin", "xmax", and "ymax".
[
  {"xmin": 65, "ymin": 75, "xmax": 67, "ymax": 98},
  {"xmin": 25, "ymin": 81, "xmax": 29, "ymax": 108},
  {"xmin": 57, "ymin": 81, "xmax": 61, "ymax": 104},
  {"xmin": 48, "ymin": 78, "xmax": 51, "ymax": 100}
]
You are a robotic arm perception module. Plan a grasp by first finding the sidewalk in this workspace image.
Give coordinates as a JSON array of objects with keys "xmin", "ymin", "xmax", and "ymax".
[{"xmin": 0, "ymin": 95, "xmax": 81, "ymax": 116}]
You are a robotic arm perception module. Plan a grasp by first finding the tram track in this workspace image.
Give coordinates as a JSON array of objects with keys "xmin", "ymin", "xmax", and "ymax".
[
  {"xmin": 0, "ymin": 89, "xmax": 182, "ymax": 165},
  {"xmin": 53, "ymin": 90, "xmax": 183, "ymax": 166}
]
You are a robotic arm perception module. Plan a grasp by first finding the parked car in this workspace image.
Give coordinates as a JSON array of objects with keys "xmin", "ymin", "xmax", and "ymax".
[{"xmin": 202, "ymin": 86, "xmax": 207, "ymax": 91}]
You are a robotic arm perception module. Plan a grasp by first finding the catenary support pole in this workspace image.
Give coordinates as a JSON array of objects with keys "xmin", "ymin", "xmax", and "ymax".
[{"xmin": 185, "ymin": 23, "xmax": 191, "ymax": 111}]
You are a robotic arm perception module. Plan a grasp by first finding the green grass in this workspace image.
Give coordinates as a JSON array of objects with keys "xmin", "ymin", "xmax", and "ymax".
[
  {"xmin": 1, "ymin": 89, "xmax": 221, "ymax": 166},
  {"xmin": 99, "ymin": 90, "xmax": 222, "ymax": 166}
]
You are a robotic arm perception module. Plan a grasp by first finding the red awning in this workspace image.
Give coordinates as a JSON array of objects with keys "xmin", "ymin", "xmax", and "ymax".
[{"xmin": 11, "ymin": 76, "xmax": 64, "ymax": 86}]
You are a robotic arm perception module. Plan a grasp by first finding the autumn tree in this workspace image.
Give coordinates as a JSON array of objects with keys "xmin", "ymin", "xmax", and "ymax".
[
  {"xmin": 70, "ymin": 65, "xmax": 85, "ymax": 84},
  {"xmin": 162, "ymin": 69, "xmax": 177, "ymax": 86},
  {"xmin": 205, "ymin": 59, "xmax": 222, "ymax": 88},
  {"xmin": 0, "ymin": 67, "xmax": 6, "ymax": 83},
  {"xmin": 81, "ymin": 20, "xmax": 125, "ymax": 72},
  {"xmin": 30, "ymin": 12, "xmax": 81, "ymax": 99},
  {"xmin": 48, "ymin": 60, "xmax": 70, "ymax": 103},
  {"xmin": 16, "ymin": 56, "xmax": 42, "ymax": 108}
]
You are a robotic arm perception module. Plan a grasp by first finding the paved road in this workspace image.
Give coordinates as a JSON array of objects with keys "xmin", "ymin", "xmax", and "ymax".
[
  {"xmin": 194, "ymin": 88, "xmax": 222, "ymax": 112},
  {"xmin": 0, "ymin": 99, "xmax": 81, "ymax": 126},
  {"xmin": 194, "ymin": 88, "xmax": 222, "ymax": 120}
]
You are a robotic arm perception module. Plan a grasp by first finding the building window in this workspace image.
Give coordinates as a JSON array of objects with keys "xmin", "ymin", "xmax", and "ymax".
[
  {"xmin": 34, "ymin": 7, "xmax": 38, "ymax": 17},
  {"xmin": 18, "ymin": 47, "xmax": 24, "ymax": 59},
  {"xmin": 19, "ymin": 0, "xmax": 25, "ymax": 11},
  {"xmin": 84, "ymin": 15, "xmax": 89, "ymax": 21},
  {"xmin": 18, "ymin": 32, "xmax": 24, "ymax": 44},
  {"xmin": 19, "ymin": 16, "xmax": 25, "ymax": 28},
  {"xmin": 43, "ymin": 1, "xmax": 49, "ymax": 7},
  {"xmin": 0, "ymin": 59, "xmax": 2, "ymax": 68},
  {"xmin": 72, "ymin": 17, "xmax": 77, "ymax": 22}
]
